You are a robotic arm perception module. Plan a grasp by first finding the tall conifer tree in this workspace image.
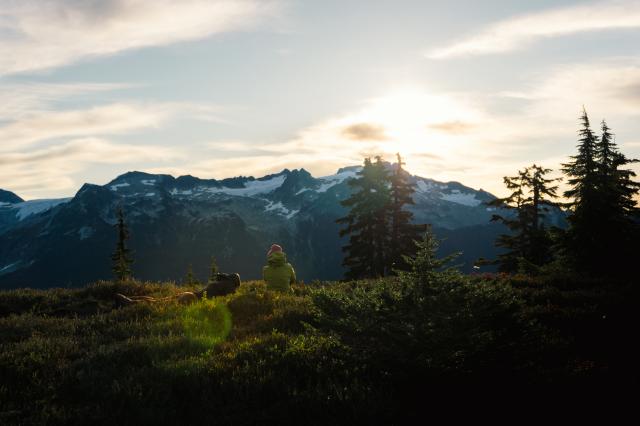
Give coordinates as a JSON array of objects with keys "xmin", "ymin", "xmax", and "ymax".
[
  {"xmin": 562, "ymin": 110, "xmax": 640, "ymax": 275},
  {"xmin": 388, "ymin": 153, "xmax": 425, "ymax": 272},
  {"xmin": 592, "ymin": 119, "xmax": 640, "ymax": 275},
  {"xmin": 112, "ymin": 207, "xmax": 133, "ymax": 282},
  {"xmin": 337, "ymin": 157, "xmax": 391, "ymax": 279},
  {"xmin": 526, "ymin": 165, "xmax": 561, "ymax": 266},
  {"xmin": 561, "ymin": 108, "xmax": 601, "ymax": 271},
  {"xmin": 184, "ymin": 264, "xmax": 197, "ymax": 286},
  {"xmin": 489, "ymin": 165, "xmax": 559, "ymax": 272},
  {"xmin": 489, "ymin": 169, "xmax": 529, "ymax": 272},
  {"xmin": 370, "ymin": 157, "xmax": 391, "ymax": 276}
]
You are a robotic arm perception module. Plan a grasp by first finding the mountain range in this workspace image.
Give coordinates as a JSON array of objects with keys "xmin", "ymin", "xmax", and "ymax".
[{"xmin": 0, "ymin": 165, "xmax": 566, "ymax": 288}]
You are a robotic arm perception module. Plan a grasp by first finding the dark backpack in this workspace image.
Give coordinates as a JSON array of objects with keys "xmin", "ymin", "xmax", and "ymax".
[{"xmin": 197, "ymin": 273, "xmax": 241, "ymax": 298}]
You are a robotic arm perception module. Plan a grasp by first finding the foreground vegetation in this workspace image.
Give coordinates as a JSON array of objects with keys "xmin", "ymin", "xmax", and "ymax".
[{"xmin": 0, "ymin": 270, "xmax": 637, "ymax": 424}]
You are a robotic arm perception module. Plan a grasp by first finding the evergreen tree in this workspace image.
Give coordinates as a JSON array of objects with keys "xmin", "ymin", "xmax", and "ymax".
[
  {"xmin": 592, "ymin": 119, "xmax": 640, "ymax": 275},
  {"xmin": 561, "ymin": 108, "xmax": 601, "ymax": 271},
  {"xmin": 388, "ymin": 153, "xmax": 425, "ymax": 272},
  {"xmin": 527, "ymin": 164, "xmax": 561, "ymax": 266},
  {"xmin": 337, "ymin": 156, "xmax": 391, "ymax": 279},
  {"xmin": 489, "ymin": 165, "xmax": 559, "ymax": 272},
  {"xmin": 595, "ymin": 119, "xmax": 640, "ymax": 220},
  {"xmin": 208, "ymin": 256, "xmax": 219, "ymax": 284},
  {"xmin": 112, "ymin": 207, "xmax": 133, "ymax": 282},
  {"xmin": 184, "ymin": 264, "xmax": 197, "ymax": 286},
  {"xmin": 562, "ymin": 110, "xmax": 639, "ymax": 275},
  {"xmin": 398, "ymin": 225, "xmax": 460, "ymax": 291},
  {"xmin": 370, "ymin": 157, "xmax": 391, "ymax": 276}
]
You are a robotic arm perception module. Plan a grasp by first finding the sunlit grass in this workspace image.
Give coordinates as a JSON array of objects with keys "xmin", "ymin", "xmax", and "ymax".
[{"xmin": 181, "ymin": 296, "xmax": 232, "ymax": 347}]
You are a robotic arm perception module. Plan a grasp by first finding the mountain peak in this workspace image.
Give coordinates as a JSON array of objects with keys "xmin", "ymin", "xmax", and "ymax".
[
  {"xmin": 0, "ymin": 189, "xmax": 24, "ymax": 204},
  {"xmin": 336, "ymin": 165, "xmax": 361, "ymax": 174},
  {"xmin": 107, "ymin": 171, "xmax": 174, "ymax": 186}
]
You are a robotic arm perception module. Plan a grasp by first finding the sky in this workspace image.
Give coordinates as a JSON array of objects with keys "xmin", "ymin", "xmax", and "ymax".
[{"xmin": 1, "ymin": 0, "xmax": 640, "ymax": 200}]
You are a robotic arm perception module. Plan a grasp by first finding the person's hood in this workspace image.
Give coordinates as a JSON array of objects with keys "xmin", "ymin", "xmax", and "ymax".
[{"xmin": 267, "ymin": 251, "xmax": 287, "ymax": 266}]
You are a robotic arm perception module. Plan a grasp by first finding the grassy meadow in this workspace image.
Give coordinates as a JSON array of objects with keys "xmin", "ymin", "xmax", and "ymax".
[{"xmin": 0, "ymin": 275, "xmax": 637, "ymax": 424}]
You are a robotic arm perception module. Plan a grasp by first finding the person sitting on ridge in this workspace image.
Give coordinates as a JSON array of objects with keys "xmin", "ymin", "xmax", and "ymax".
[{"xmin": 262, "ymin": 244, "xmax": 296, "ymax": 292}]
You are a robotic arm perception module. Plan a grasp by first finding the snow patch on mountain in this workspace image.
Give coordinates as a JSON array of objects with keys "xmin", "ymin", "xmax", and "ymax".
[
  {"xmin": 317, "ymin": 170, "xmax": 358, "ymax": 193},
  {"xmin": 141, "ymin": 180, "xmax": 156, "ymax": 186},
  {"xmin": 110, "ymin": 182, "xmax": 131, "ymax": 191},
  {"xmin": 13, "ymin": 199, "xmax": 71, "ymax": 220},
  {"xmin": 207, "ymin": 175, "xmax": 287, "ymax": 197},
  {"xmin": 416, "ymin": 180, "xmax": 433, "ymax": 193},
  {"xmin": 78, "ymin": 226, "xmax": 95, "ymax": 240},
  {"xmin": 440, "ymin": 190, "xmax": 482, "ymax": 207},
  {"xmin": 0, "ymin": 262, "xmax": 18, "ymax": 274},
  {"xmin": 417, "ymin": 180, "xmax": 446, "ymax": 193},
  {"xmin": 264, "ymin": 201, "xmax": 299, "ymax": 219}
]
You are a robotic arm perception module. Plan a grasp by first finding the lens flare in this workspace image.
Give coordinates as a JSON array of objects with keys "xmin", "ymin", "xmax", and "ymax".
[{"xmin": 182, "ymin": 298, "xmax": 232, "ymax": 346}]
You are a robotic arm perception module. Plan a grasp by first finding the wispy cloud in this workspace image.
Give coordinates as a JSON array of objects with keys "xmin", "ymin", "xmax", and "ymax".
[
  {"xmin": 0, "ymin": 138, "xmax": 179, "ymax": 166},
  {"xmin": 427, "ymin": 0, "xmax": 640, "ymax": 59},
  {"xmin": 500, "ymin": 60, "xmax": 640, "ymax": 119},
  {"xmin": 0, "ymin": 138, "xmax": 182, "ymax": 198},
  {"xmin": 342, "ymin": 123, "xmax": 389, "ymax": 141},
  {"xmin": 0, "ymin": 82, "xmax": 131, "ymax": 120},
  {"xmin": 0, "ymin": 0, "xmax": 281, "ymax": 74},
  {"xmin": 0, "ymin": 81, "xmax": 226, "ymax": 198},
  {"xmin": 0, "ymin": 103, "xmax": 168, "ymax": 150},
  {"xmin": 428, "ymin": 121, "xmax": 476, "ymax": 134}
]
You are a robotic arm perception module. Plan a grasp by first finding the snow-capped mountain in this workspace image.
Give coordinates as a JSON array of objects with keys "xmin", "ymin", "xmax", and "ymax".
[{"xmin": 0, "ymin": 165, "xmax": 566, "ymax": 288}]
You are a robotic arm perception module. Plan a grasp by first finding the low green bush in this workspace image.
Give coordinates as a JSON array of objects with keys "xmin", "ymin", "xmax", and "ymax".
[{"xmin": 0, "ymin": 270, "xmax": 636, "ymax": 424}]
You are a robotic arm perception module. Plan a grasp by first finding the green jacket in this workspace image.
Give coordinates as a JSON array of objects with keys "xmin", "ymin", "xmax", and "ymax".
[{"xmin": 262, "ymin": 252, "xmax": 296, "ymax": 292}]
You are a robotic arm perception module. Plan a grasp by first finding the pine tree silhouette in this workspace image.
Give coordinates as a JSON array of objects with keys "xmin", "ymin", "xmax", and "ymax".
[
  {"xmin": 184, "ymin": 264, "xmax": 197, "ymax": 286},
  {"xmin": 489, "ymin": 165, "xmax": 559, "ymax": 272},
  {"xmin": 397, "ymin": 225, "xmax": 460, "ymax": 297},
  {"xmin": 112, "ymin": 207, "xmax": 133, "ymax": 282},
  {"xmin": 337, "ymin": 157, "xmax": 391, "ymax": 279},
  {"xmin": 388, "ymin": 153, "xmax": 425, "ymax": 273},
  {"xmin": 592, "ymin": 119, "xmax": 639, "ymax": 275},
  {"xmin": 562, "ymin": 109, "xmax": 639, "ymax": 275}
]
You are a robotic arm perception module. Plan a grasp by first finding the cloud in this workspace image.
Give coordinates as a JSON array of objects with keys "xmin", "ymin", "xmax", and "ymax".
[
  {"xmin": 0, "ymin": 93, "xmax": 228, "ymax": 152},
  {"xmin": 0, "ymin": 138, "xmax": 179, "ymax": 166},
  {"xmin": 151, "ymin": 90, "xmax": 494, "ymax": 182},
  {"xmin": 0, "ymin": 103, "xmax": 169, "ymax": 150},
  {"xmin": 0, "ymin": 138, "xmax": 182, "ymax": 198},
  {"xmin": 427, "ymin": 0, "xmax": 640, "ymax": 59},
  {"xmin": 204, "ymin": 140, "xmax": 281, "ymax": 157},
  {"xmin": 501, "ymin": 60, "xmax": 640, "ymax": 119},
  {"xmin": 428, "ymin": 121, "xmax": 476, "ymax": 134},
  {"xmin": 342, "ymin": 123, "xmax": 389, "ymax": 141},
  {"xmin": 0, "ymin": 82, "xmax": 130, "ymax": 120},
  {"xmin": 0, "ymin": 81, "xmax": 227, "ymax": 198},
  {"xmin": 0, "ymin": 0, "xmax": 281, "ymax": 74},
  {"xmin": 0, "ymin": 79, "xmax": 235, "ymax": 198}
]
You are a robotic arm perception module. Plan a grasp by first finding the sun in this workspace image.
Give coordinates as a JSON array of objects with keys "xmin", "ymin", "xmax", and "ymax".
[{"xmin": 339, "ymin": 88, "xmax": 480, "ymax": 162}]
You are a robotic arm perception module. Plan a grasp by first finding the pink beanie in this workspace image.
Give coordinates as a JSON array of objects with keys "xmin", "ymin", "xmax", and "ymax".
[{"xmin": 267, "ymin": 244, "xmax": 283, "ymax": 257}]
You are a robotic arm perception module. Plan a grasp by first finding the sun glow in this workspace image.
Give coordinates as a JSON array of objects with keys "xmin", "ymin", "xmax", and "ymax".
[
  {"xmin": 331, "ymin": 88, "xmax": 482, "ymax": 168},
  {"xmin": 179, "ymin": 87, "xmax": 501, "ymax": 192}
]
